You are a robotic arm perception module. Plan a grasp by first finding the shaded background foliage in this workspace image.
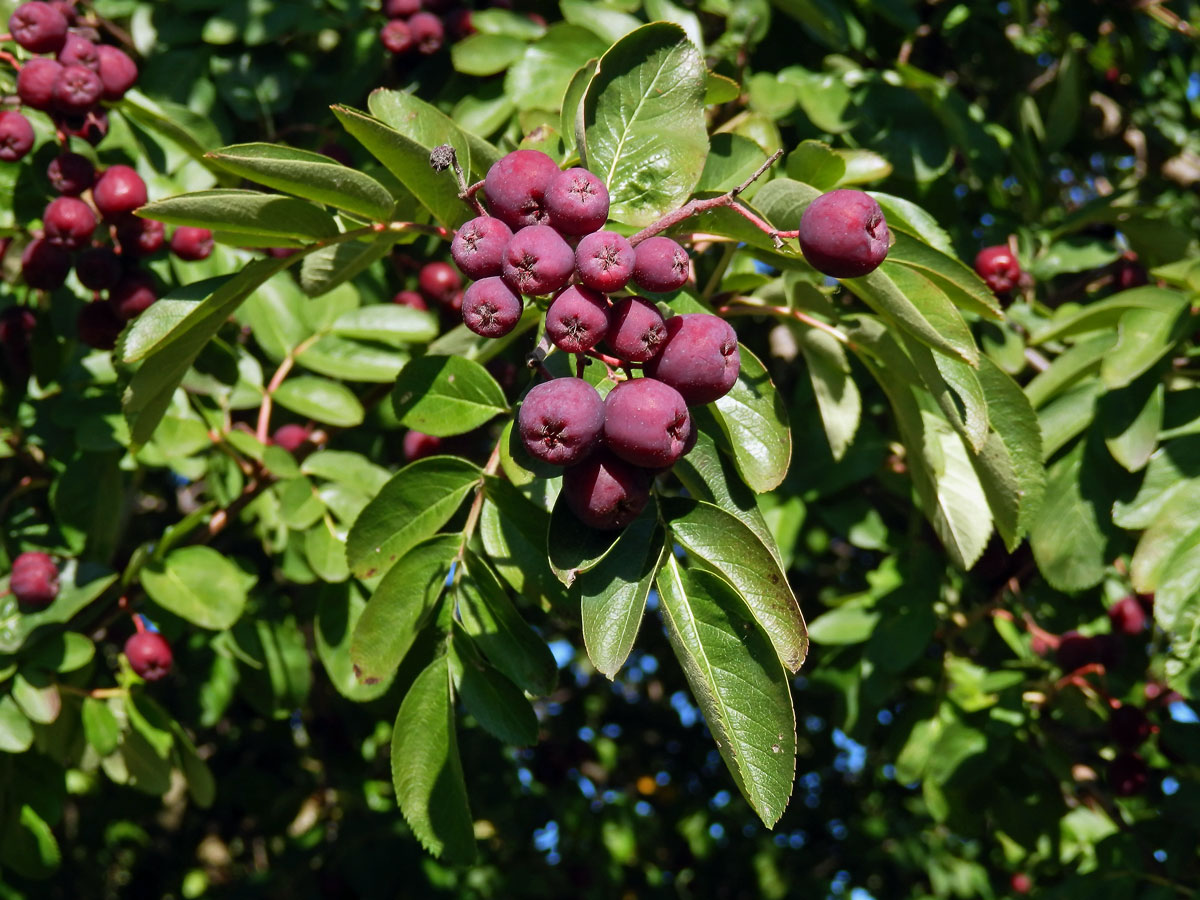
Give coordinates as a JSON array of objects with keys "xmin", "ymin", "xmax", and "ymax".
[{"xmin": 1, "ymin": 0, "xmax": 1199, "ymax": 898}]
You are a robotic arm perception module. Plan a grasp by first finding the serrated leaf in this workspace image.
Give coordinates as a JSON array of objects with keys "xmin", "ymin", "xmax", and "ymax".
[
  {"xmin": 1029, "ymin": 440, "xmax": 1108, "ymax": 592},
  {"xmin": 315, "ymin": 582, "xmax": 394, "ymax": 702},
  {"xmin": 479, "ymin": 482, "xmax": 561, "ymax": 606},
  {"xmin": 392, "ymin": 356, "xmax": 508, "ymax": 437},
  {"xmin": 507, "ymin": 24, "xmax": 608, "ymax": 114},
  {"xmin": 884, "ymin": 231, "xmax": 1000, "ymax": 319},
  {"xmin": 368, "ymin": 88, "xmax": 500, "ymax": 181},
  {"xmin": 1031, "ymin": 286, "xmax": 1188, "ymax": 346},
  {"xmin": 849, "ymin": 264, "xmax": 978, "ymax": 366}
]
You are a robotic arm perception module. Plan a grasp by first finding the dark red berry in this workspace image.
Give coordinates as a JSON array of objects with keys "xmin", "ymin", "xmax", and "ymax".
[
  {"xmin": 502, "ymin": 224, "xmax": 575, "ymax": 296},
  {"xmin": 451, "ymin": 215, "xmax": 513, "ymax": 280},
  {"xmin": 603, "ymin": 377, "xmax": 691, "ymax": 469},
  {"xmin": 798, "ymin": 190, "xmax": 891, "ymax": 279},
  {"xmin": 546, "ymin": 285, "xmax": 610, "ymax": 353},
  {"xmin": 461, "ymin": 276, "xmax": 523, "ymax": 338},
  {"xmin": 75, "ymin": 246, "xmax": 122, "ymax": 291},
  {"xmin": 110, "ymin": 270, "xmax": 158, "ymax": 320},
  {"xmin": 76, "ymin": 300, "xmax": 123, "ymax": 349},
  {"xmin": 392, "ymin": 290, "xmax": 428, "ymax": 311},
  {"xmin": 445, "ymin": 7, "xmax": 474, "ymax": 38},
  {"xmin": 545, "ymin": 167, "xmax": 610, "ymax": 235},
  {"xmin": 518, "ymin": 378, "xmax": 604, "ymax": 466},
  {"xmin": 43, "ymin": 196, "xmax": 96, "ymax": 249},
  {"xmin": 61, "ymin": 108, "xmax": 107, "ymax": 145},
  {"xmin": 15, "ymin": 57, "xmax": 63, "ymax": 110},
  {"xmin": 21, "ymin": 238, "xmax": 71, "ymax": 290},
  {"xmin": 1107, "ymin": 753, "xmax": 1148, "ymax": 797},
  {"xmin": 46, "ymin": 152, "xmax": 95, "ymax": 195},
  {"xmin": 380, "ymin": 19, "xmax": 413, "ymax": 54},
  {"xmin": 9, "ymin": 2, "xmax": 69, "ymax": 53},
  {"xmin": 125, "ymin": 631, "xmax": 173, "ymax": 681},
  {"xmin": 116, "ymin": 217, "xmax": 164, "ymax": 257},
  {"xmin": 575, "ymin": 230, "xmax": 634, "ymax": 293},
  {"xmin": 57, "ymin": 33, "xmax": 98, "ymax": 70},
  {"xmin": 9, "ymin": 551, "xmax": 59, "ymax": 608},
  {"xmin": 385, "ymin": 0, "xmax": 422, "ymax": 15},
  {"xmin": 644, "ymin": 314, "xmax": 740, "ymax": 405},
  {"xmin": 1108, "ymin": 594, "xmax": 1149, "ymax": 635},
  {"xmin": 53, "ymin": 63, "xmax": 103, "ymax": 114},
  {"xmin": 417, "ymin": 261, "xmax": 462, "ymax": 306},
  {"xmin": 1010, "ymin": 874, "xmax": 1032, "ymax": 895},
  {"xmin": 1056, "ymin": 631, "xmax": 1100, "ymax": 672},
  {"xmin": 483, "ymin": 149, "xmax": 561, "ymax": 230},
  {"xmin": 403, "ymin": 430, "xmax": 443, "ymax": 461},
  {"xmin": 93, "ymin": 165, "xmax": 147, "ymax": 220},
  {"xmin": 632, "ymin": 236, "xmax": 689, "ymax": 292},
  {"xmin": 974, "ymin": 245, "xmax": 1021, "ymax": 294},
  {"xmin": 0, "ymin": 306, "xmax": 36, "ymax": 382},
  {"xmin": 0, "ymin": 111, "xmax": 35, "ymax": 162},
  {"xmin": 1109, "ymin": 704, "xmax": 1151, "ymax": 748},
  {"xmin": 272, "ymin": 424, "xmax": 312, "ymax": 454},
  {"xmin": 95, "ymin": 44, "xmax": 137, "ymax": 100},
  {"xmin": 408, "ymin": 12, "xmax": 444, "ymax": 54},
  {"xmin": 562, "ymin": 450, "xmax": 651, "ymax": 531},
  {"xmin": 170, "ymin": 226, "xmax": 213, "ymax": 261},
  {"xmin": 605, "ymin": 296, "xmax": 666, "ymax": 363}
]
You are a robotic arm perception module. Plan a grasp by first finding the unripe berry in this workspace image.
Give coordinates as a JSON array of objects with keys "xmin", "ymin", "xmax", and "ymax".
[
  {"xmin": 110, "ymin": 270, "xmax": 158, "ymax": 320},
  {"xmin": 15, "ymin": 57, "xmax": 63, "ymax": 111},
  {"xmin": 93, "ymin": 165, "xmax": 148, "ymax": 220},
  {"xmin": 95, "ymin": 45, "xmax": 138, "ymax": 100},
  {"xmin": 43, "ymin": 195, "xmax": 96, "ymax": 249},
  {"xmin": 170, "ymin": 226, "xmax": 214, "ymax": 261},
  {"xmin": 461, "ymin": 276, "xmax": 523, "ymax": 338},
  {"xmin": 9, "ymin": 2, "xmax": 69, "ymax": 53},
  {"xmin": 502, "ymin": 224, "xmax": 575, "ymax": 296},
  {"xmin": 545, "ymin": 167, "xmax": 610, "ymax": 235},
  {"xmin": 451, "ymin": 215, "xmax": 513, "ymax": 279},
  {"xmin": 632, "ymin": 236, "xmax": 689, "ymax": 292},
  {"xmin": 483, "ymin": 149, "xmax": 560, "ymax": 230},
  {"xmin": 644, "ymin": 314, "xmax": 740, "ymax": 405},
  {"xmin": 974, "ymin": 245, "xmax": 1021, "ymax": 294},
  {"xmin": 603, "ymin": 377, "xmax": 691, "ymax": 469},
  {"xmin": 417, "ymin": 261, "xmax": 462, "ymax": 306},
  {"xmin": 57, "ymin": 33, "xmax": 99, "ymax": 70},
  {"xmin": 518, "ymin": 378, "xmax": 604, "ymax": 466},
  {"xmin": 76, "ymin": 299, "xmax": 123, "ymax": 349},
  {"xmin": 0, "ymin": 111, "xmax": 35, "ymax": 163},
  {"xmin": 562, "ymin": 450, "xmax": 651, "ymax": 531},
  {"xmin": 53, "ymin": 63, "xmax": 103, "ymax": 114},
  {"xmin": 75, "ymin": 246, "xmax": 122, "ymax": 290},
  {"xmin": 798, "ymin": 190, "xmax": 890, "ymax": 279},
  {"xmin": 403, "ymin": 430, "xmax": 443, "ymax": 461},
  {"xmin": 392, "ymin": 290, "xmax": 428, "ymax": 311},
  {"xmin": 124, "ymin": 631, "xmax": 173, "ymax": 681},
  {"xmin": 21, "ymin": 238, "xmax": 71, "ymax": 290},
  {"xmin": 408, "ymin": 12, "xmax": 444, "ymax": 53},
  {"xmin": 380, "ymin": 19, "xmax": 413, "ymax": 54},
  {"xmin": 47, "ymin": 152, "xmax": 95, "ymax": 195},
  {"xmin": 9, "ymin": 551, "xmax": 59, "ymax": 608},
  {"xmin": 605, "ymin": 296, "xmax": 666, "ymax": 363},
  {"xmin": 546, "ymin": 285, "xmax": 609, "ymax": 353},
  {"xmin": 575, "ymin": 230, "xmax": 635, "ymax": 293},
  {"xmin": 272, "ymin": 424, "xmax": 312, "ymax": 454}
]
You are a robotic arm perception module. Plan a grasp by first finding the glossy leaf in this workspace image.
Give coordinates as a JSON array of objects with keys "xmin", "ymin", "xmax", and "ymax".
[
  {"xmin": 315, "ymin": 582, "xmax": 394, "ymax": 702},
  {"xmin": 797, "ymin": 325, "xmax": 861, "ymax": 461},
  {"xmin": 392, "ymin": 356, "xmax": 508, "ymax": 437},
  {"xmin": 329, "ymin": 305, "xmax": 439, "ymax": 347},
  {"xmin": 271, "ymin": 376, "xmax": 364, "ymax": 427},
  {"xmin": 710, "ymin": 345, "xmax": 791, "ymax": 492},
  {"xmin": 139, "ymin": 190, "xmax": 339, "ymax": 243},
  {"xmin": 1029, "ymin": 441, "xmax": 1108, "ymax": 592},
  {"xmin": 450, "ymin": 625, "xmax": 538, "ymax": 747},
  {"xmin": 140, "ymin": 546, "xmax": 250, "ymax": 630}
]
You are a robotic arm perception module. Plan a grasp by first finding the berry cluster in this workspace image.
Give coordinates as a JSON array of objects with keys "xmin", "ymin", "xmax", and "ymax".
[
  {"xmin": 446, "ymin": 148, "xmax": 739, "ymax": 530},
  {"xmin": 378, "ymin": 0, "xmax": 475, "ymax": 58}
]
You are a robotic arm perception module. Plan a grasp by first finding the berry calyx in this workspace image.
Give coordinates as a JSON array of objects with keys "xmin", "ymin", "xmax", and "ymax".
[
  {"xmin": 501, "ymin": 224, "xmax": 575, "ymax": 296},
  {"xmin": 797, "ymin": 189, "xmax": 891, "ymax": 279},
  {"xmin": 545, "ymin": 285, "xmax": 610, "ymax": 354},
  {"xmin": 43, "ymin": 196, "xmax": 96, "ymax": 250},
  {"xmin": 16, "ymin": 57, "xmax": 63, "ymax": 111},
  {"xmin": 518, "ymin": 378, "xmax": 605, "ymax": 466},
  {"xmin": 0, "ymin": 111, "xmax": 36, "ymax": 163},
  {"xmin": 605, "ymin": 296, "xmax": 666, "ymax": 363},
  {"xmin": 462, "ymin": 276, "xmax": 523, "ymax": 338},
  {"xmin": 631, "ymin": 236, "xmax": 690, "ymax": 293},
  {"xmin": 451, "ymin": 215, "xmax": 513, "ymax": 280},
  {"xmin": 483, "ymin": 149, "xmax": 561, "ymax": 230},
  {"xmin": 643, "ymin": 314, "xmax": 740, "ymax": 405},
  {"xmin": 575, "ymin": 231, "xmax": 635, "ymax": 294},
  {"xmin": 46, "ymin": 152, "xmax": 95, "ymax": 195},
  {"xmin": 545, "ymin": 167, "xmax": 610, "ymax": 235},
  {"xmin": 974, "ymin": 245, "xmax": 1021, "ymax": 294},
  {"xmin": 9, "ymin": 2, "xmax": 69, "ymax": 53}
]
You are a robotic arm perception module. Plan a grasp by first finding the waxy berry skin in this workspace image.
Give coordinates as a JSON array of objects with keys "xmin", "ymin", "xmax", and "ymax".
[
  {"xmin": 380, "ymin": 19, "xmax": 413, "ymax": 54},
  {"xmin": 545, "ymin": 167, "xmax": 610, "ymax": 235},
  {"xmin": 0, "ymin": 111, "xmax": 36, "ymax": 163},
  {"xmin": 408, "ymin": 12, "xmax": 444, "ymax": 54},
  {"xmin": 273, "ymin": 424, "xmax": 312, "ymax": 454},
  {"xmin": 974, "ymin": 245, "xmax": 1022, "ymax": 294},
  {"xmin": 603, "ymin": 377, "xmax": 691, "ymax": 469},
  {"xmin": 110, "ymin": 271, "xmax": 159, "ymax": 320},
  {"xmin": 95, "ymin": 45, "xmax": 138, "ymax": 100},
  {"xmin": 57, "ymin": 33, "xmax": 99, "ymax": 71},
  {"xmin": 21, "ymin": 239, "xmax": 71, "ymax": 291},
  {"xmin": 562, "ymin": 450, "xmax": 651, "ymax": 531},
  {"xmin": 575, "ymin": 231, "xmax": 635, "ymax": 293},
  {"xmin": 501, "ymin": 225, "xmax": 575, "ymax": 296},
  {"xmin": 53, "ymin": 63, "xmax": 103, "ymax": 114},
  {"xmin": 9, "ymin": 551, "xmax": 59, "ymax": 608},
  {"xmin": 483, "ymin": 149, "xmax": 561, "ymax": 230},
  {"xmin": 9, "ymin": 2, "xmax": 69, "ymax": 53},
  {"xmin": 644, "ymin": 314, "xmax": 741, "ymax": 405},
  {"xmin": 545, "ymin": 285, "xmax": 610, "ymax": 354},
  {"xmin": 518, "ymin": 378, "xmax": 604, "ymax": 467},
  {"xmin": 451, "ymin": 216, "xmax": 513, "ymax": 280},
  {"xmin": 93, "ymin": 165, "xmax": 148, "ymax": 220},
  {"xmin": 392, "ymin": 289, "xmax": 428, "ymax": 311},
  {"xmin": 124, "ymin": 631, "xmax": 173, "ymax": 681},
  {"xmin": 461, "ymin": 276, "xmax": 523, "ymax": 338},
  {"xmin": 170, "ymin": 226, "xmax": 214, "ymax": 261},
  {"xmin": 16, "ymin": 58, "xmax": 63, "ymax": 111},
  {"xmin": 418, "ymin": 261, "xmax": 462, "ymax": 306},
  {"xmin": 632, "ymin": 236, "xmax": 690, "ymax": 293},
  {"xmin": 43, "ymin": 196, "xmax": 97, "ymax": 250},
  {"xmin": 798, "ymin": 190, "xmax": 891, "ymax": 279},
  {"xmin": 47, "ymin": 153, "xmax": 96, "ymax": 196},
  {"xmin": 605, "ymin": 296, "xmax": 666, "ymax": 363}
]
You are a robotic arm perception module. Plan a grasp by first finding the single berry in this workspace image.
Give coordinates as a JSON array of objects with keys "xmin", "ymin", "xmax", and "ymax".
[
  {"xmin": 93, "ymin": 165, "xmax": 148, "ymax": 220},
  {"xmin": 575, "ymin": 230, "xmax": 635, "ymax": 293},
  {"xmin": 49, "ymin": 0, "xmax": 75, "ymax": 24},
  {"xmin": 461, "ymin": 276, "xmax": 523, "ymax": 338},
  {"xmin": 75, "ymin": 246, "xmax": 122, "ymax": 291},
  {"xmin": 501, "ymin": 224, "xmax": 575, "ymax": 296},
  {"xmin": 0, "ymin": 111, "xmax": 35, "ymax": 163},
  {"xmin": 403, "ymin": 430, "xmax": 443, "ymax": 461},
  {"xmin": 53, "ymin": 63, "xmax": 103, "ymax": 114},
  {"xmin": 47, "ymin": 152, "xmax": 95, "ymax": 195},
  {"xmin": 1109, "ymin": 704, "xmax": 1151, "ymax": 749},
  {"xmin": 76, "ymin": 300, "xmax": 123, "ymax": 349},
  {"xmin": 974, "ymin": 245, "xmax": 1021, "ymax": 294},
  {"xmin": 170, "ymin": 226, "xmax": 213, "ymax": 261},
  {"xmin": 1108, "ymin": 594, "xmax": 1150, "ymax": 635},
  {"xmin": 57, "ymin": 33, "xmax": 99, "ymax": 70},
  {"xmin": 125, "ymin": 631, "xmax": 173, "ymax": 681},
  {"xmin": 605, "ymin": 296, "xmax": 666, "ymax": 363},
  {"xmin": 110, "ymin": 270, "xmax": 158, "ymax": 320},
  {"xmin": 518, "ymin": 378, "xmax": 604, "ymax": 466},
  {"xmin": 546, "ymin": 285, "xmax": 610, "ymax": 353},
  {"xmin": 417, "ymin": 261, "xmax": 462, "ymax": 306},
  {"xmin": 451, "ymin": 215, "xmax": 513, "ymax": 279},
  {"xmin": 385, "ymin": 0, "xmax": 422, "ymax": 15},
  {"xmin": 9, "ymin": 1, "xmax": 69, "ymax": 53},
  {"xmin": 61, "ymin": 108, "xmax": 107, "ymax": 145},
  {"xmin": 798, "ymin": 189, "xmax": 890, "ymax": 279},
  {"xmin": 445, "ymin": 6, "xmax": 474, "ymax": 38},
  {"xmin": 1056, "ymin": 631, "xmax": 1100, "ymax": 672},
  {"xmin": 116, "ymin": 217, "xmax": 165, "ymax": 256},
  {"xmin": 1115, "ymin": 251, "xmax": 1148, "ymax": 290},
  {"xmin": 392, "ymin": 290, "xmax": 428, "ymax": 311},
  {"xmin": 1010, "ymin": 874, "xmax": 1032, "ymax": 895},
  {"xmin": 272, "ymin": 424, "xmax": 312, "ymax": 454},
  {"xmin": 644, "ymin": 314, "xmax": 740, "ymax": 405},
  {"xmin": 1107, "ymin": 753, "xmax": 1148, "ymax": 797},
  {"xmin": 603, "ymin": 377, "xmax": 691, "ymax": 469},
  {"xmin": 16, "ymin": 57, "xmax": 63, "ymax": 111},
  {"xmin": 380, "ymin": 19, "xmax": 413, "ymax": 54},
  {"xmin": 21, "ymin": 238, "xmax": 71, "ymax": 290},
  {"xmin": 408, "ymin": 11, "xmax": 444, "ymax": 53},
  {"xmin": 562, "ymin": 450, "xmax": 651, "ymax": 531},
  {"xmin": 95, "ymin": 45, "xmax": 138, "ymax": 100},
  {"xmin": 43, "ymin": 196, "xmax": 96, "ymax": 249},
  {"xmin": 9, "ymin": 551, "xmax": 59, "ymax": 608},
  {"xmin": 483, "ymin": 149, "xmax": 561, "ymax": 230},
  {"xmin": 631, "ymin": 236, "xmax": 689, "ymax": 293},
  {"xmin": 545, "ymin": 167, "xmax": 610, "ymax": 235}
]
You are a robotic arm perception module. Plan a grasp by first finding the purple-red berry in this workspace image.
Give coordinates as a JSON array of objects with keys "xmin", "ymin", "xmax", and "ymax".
[
  {"xmin": 75, "ymin": 246, "xmax": 122, "ymax": 291},
  {"xmin": 76, "ymin": 300, "xmax": 123, "ymax": 349},
  {"xmin": 0, "ymin": 110, "xmax": 35, "ymax": 162},
  {"xmin": 562, "ymin": 450, "xmax": 651, "ymax": 531},
  {"xmin": 93, "ymin": 165, "xmax": 147, "ymax": 220},
  {"xmin": 462, "ymin": 276, "xmax": 523, "ymax": 338},
  {"xmin": 125, "ymin": 631, "xmax": 173, "ymax": 681},
  {"xmin": 380, "ymin": 19, "xmax": 413, "ymax": 54},
  {"xmin": 1108, "ymin": 594, "xmax": 1150, "ymax": 636},
  {"xmin": 545, "ymin": 167, "xmax": 610, "ymax": 235},
  {"xmin": 546, "ymin": 285, "xmax": 610, "ymax": 354},
  {"xmin": 408, "ymin": 11, "xmax": 444, "ymax": 54},
  {"xmin": 52, "ymin": 63, "xmax": 103, "ymax": 114},
  {"xmin": 644, "ymin": 314, "xmax": 740, "ymax": 405},
  {"xmin": 170, "ymin": 226, "xmax": 213, "ymax": 261},
  {"xmin": 403, "ymin": 430, "xmax": 443, "ymax": 461},
  {"xmin": 605, "ymin": 296, "xmax": 666, "ymax": 363},
  {"xmin": 974, "ymin": 245, "xmax": 1021, "ymax": 295},
  {"xmin": 21, "ymin": 238, "xmax": 71, "ymax": 290},
  {"xmin": 483, "ymin": 149, "xmax": 561, "ymax": 230},
  {"xmin": 1109, "ymin": 704, "xmax": 1151, "ymax": 749},
  {"xmin": 518, "ymin": 378, "xmax": 604, "ymax": 466},
  {"xmin": 43, "ymin": 195, "xmax": 96, "ymax": 249},
  {"xmin": 60, "ymin": 108, "xmax": 107, "ymax": 145},
  {"xmin": 417, "ymin": 261, "xmax": 462, "ymax": 306},
  {"xmin": 575, "ymin": 230, "xmax": 635, "ymax": 293},
  {"xmin": 15, "ymin": 57, "xmax": 62, "ymax": 110},
  {"xmin": 110, "ymin": 270, "xmax": 158, "ymax": 320},
  {"xmin": 57, "ymin": 33, "xmax": 98, "ymax": 70},
  {"xmin": 385, "ymin": 0, "xmax": 423, "ymax": 15},
  {"xmin": 603, "ymin": 377, "xmax": 691, "ymax": 469},
  {"xmin": 451, "ymin": 215, "xmax": 513, "ymax": 280},
  {"xmin": 273, "ymin": 424, "xmax": 312, "ymax": 454},
  {"xmin": 9, "ymin": 551, "xmax": 59, "ymax": 608},
  {"xmin": 502, "ymin": 224, "xmax": 575, "ymax": 296},
  {"xmin": 116, "ymin": 217, "xmax": 165, "ymax": 257},
  {"xmin": 1107, "ymin": 753, "xmax": 1148, "ymax": 797},
  {"xmin": 798, "ymin": 189, "xmax": 890, "ymax": 279},
  {"xmin": 95, "ymin": 44, "xmax": 138, "ymax": 100},
  {"xmin": 9, "ymin": 2, "xmax": 69, "ymax": 53},
  {"xmin": 631, "ymin": 236, "xmax": 690, "ymax": 293},
  {"xmin": 46, "ymin": 152, "xmax": 95, "ymax": 195},
  {"xmin": 392, "ymin": 290, "xmax": 428, "ymax": 311}
]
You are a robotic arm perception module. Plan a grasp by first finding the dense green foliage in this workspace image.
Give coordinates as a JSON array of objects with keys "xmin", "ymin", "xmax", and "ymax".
[{"xmin": 2, "ymin": 0, "xmax": 1199, "ymax": 898}]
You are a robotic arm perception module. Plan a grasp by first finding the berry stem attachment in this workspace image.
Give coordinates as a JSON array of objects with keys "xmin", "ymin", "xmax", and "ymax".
[
  {"xmin": 429, "ymin": 143, "xmax": 486, "ymax": 217},
  {"xmin": 0, "ymin": 48, "xmax": 21, "ymax": 70},
  {"xmin": 133, "ymin": 612, "xmax": 147, "ymax": 633}
]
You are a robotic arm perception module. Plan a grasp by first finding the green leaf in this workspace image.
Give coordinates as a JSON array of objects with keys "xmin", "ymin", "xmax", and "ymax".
[
  {"xmin": 1024, "ymin": 332, "xmax": 1118, "ymax": 409},
  {"xmin": 796, "ymin": 326, "xmax": 860, "ymax": 461},
  {"xmin": 1, "ymin": 804, "xmax": 61, "ymax": 879},
  {"xmin": 391, "ymin": 654, "xmax": 476, "ymax": 864},
  {"xmin": 330, "ymin": 305, "xmax": 439, "ymax": 347},
  {"xmin": 1156, "ymin": 528, "xmax": 1200, "ymax": 636},
  {"xmin": 1101, "ymin": 374, "xmax": 1164, "ymax": 472},
  {"xmin": 1038, "ymin": 379, "xmax": 1103, "ymax": 461},
  {"xmin": 0, "ymin": 694, "xmax": 34, "ymax": 753},
  {"xmin": 271, "ymin": 376, "xmax": 363, "ymax": 427},
  {"xmin": 0, "ymin": 561, "xmax": 117, "ymax": 655},
  {"xmin": 1113, "ymin": 437, "xmax": 1200, "ymax": 530},
  {"xmin": 785, "ymin": 140, "xmax": 845, "ymax": 190},
  {"xmin": 506, "ymin": 24, "xmax": 608, "ymax": 114},
  {"xmin": 710, "ymin": 344, "xmax": 791, "ymax": 492},
  {"xmin": 299, "ymin": 237, "xmax": 395, "ymax": 298},
  {"xmin": 663, "ymin": 498, "xmax": 809, "ymax": 672},
  {"xmin": 561, "ymin": 59, "xmax": 598, "ymax": 157},
  {"xmin": 239, "ymin": 272, "xmax": 311, "ymax": 361},
  {"xmin": 369, "ymin": 87, "xmax": 501, "ymax": 182},
  {"xmin": 392, "ymin": 355, "xmax": 508, "ymax": 437},
  {"xmin": 547, "ymin": 493, "xmax": 624, "ymax": 587},
  {"xmin": 656, "ymin": 558, "xmax": 796, "ymax": 827},
  {"xmin": 171, "ymin": 723, "xmax": 215, "ymax": 808},
  {"xmin": 207, "ymin": 143, "xmax": 396, "ymax": 220},
  {"xmin": 903, "ymin": 337, "xmax": 989, "ymax": 454},
  {"xmin": 1029, "ymin": 441, "xmax": 1108, "ymax": 592},
  {"xmin": 573, "ymin": 508, "xmax": 664, "ymax": 679},
  {"xmin": 140, "ymin": 546, "xmax": 250, "ymax": 630},
  {"xmin": 869, "ymin": 194, "xmax": 954, "ymax": 256},
  {"xmin": 479, "ymin": 481, "xmax": 561, "ymax": 606},
  {"xmin": 350, "ymin": 535, "xmax": 459, "ymax": 685},
  {"xmin": 458, "ymin": 552, "xmax": 557, "ymax": 697},
  {"xmin": 1100, "ymin": 304, "xmax": 1191, "ymax": 390},
  {"xmin": 81, "ymin": 696, "xmax": 119, "ymax": 756},
  {"xmin": 12, "ymin": 670, "xmax": 60, "ymax": 724},
  {"xmin": 697, "ymin": 134, "xmax": 768, "ymax": 194},
  {"xmin": 580, "ymin": 23, "xmax": 707, "ymax": 226},
  {"xmin": 1031, "ymin": 286, "xmax": 1188, "ymax": 345},
  {"xmin": 139, "ymin": 190, "xmax": 339, "ymax": 243},
  {"xmin": 806, "ymin": 598, "xmax": 880, "ymax": 645},
  {"xmin": 884, "ymin": 232, "xmax": 1000, "ymax": 319},
  {"xmin": 295, "ymin": 336, "xmax": 406, "ymax": 383},
  {"xmin": 451, "ymin": 32, "xmax": 527, "ymax": 76},
  {"xmin": 346, "ymin": 456, "xmax": 480, "ymax": 579},
  {"xmin": 23, "ymin": 632, "xmax": 94, "ymax": 673},
  {"xmin": 1130, "ymin": 490, "xmax": 1200, "ymax": 594},
  {"xmin": 306, "ymin": 518, "xmax": 350, "ymax": 583},
  {"xmin": 450, "ymin": 625, "xmax": 538, "ymax": 746},
  {"xmin": 315, "ymin": 582, "xmax": 394, "ymax": 702}
]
